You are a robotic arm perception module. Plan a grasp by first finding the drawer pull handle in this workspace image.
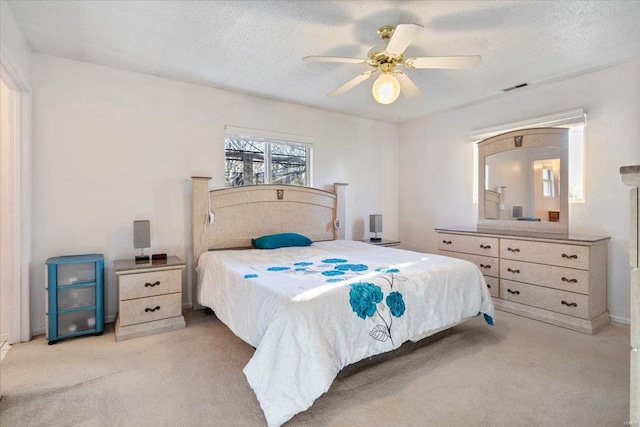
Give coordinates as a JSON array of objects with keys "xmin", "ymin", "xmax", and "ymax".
[
  {"xmin": 145, "ymin": 306, "xmax": 161, "ymax": 313},
  {"xmin": 561, "ymin": 277, "xmax": 578, "ymax": 283},
  {"xmin": 145, "ymin": 281, "xmax": 161, "ymax": 287},
  {"xmin": 507, "ymin": 289, "xmax": 520, "ymax": 295},
  {"xmin": 507, "ymin": 247, "xmax": 520, "ymax": 253},
  {"xmin": 486, "ymin": 284, "xmax": 491, "ymax": 289},
  {"xmin": 561, "ymin": 254, "xmax": 578, "ymax": 260},
  {"xmin": 507, "ymin": 268, "xmax": 520, "ymax": 274},
  {"xmin": 479, "ymin": 264, "xmax": 491, "ymax": 269},
  {"xmin": 442, "ymin": 240, "xmax": 452, "ymax": 245},
  {"xmin": 479, "ymin": 244, "xmax": 491, "ymax": 249},
  {"xmin": 561, "ymin": 300, "xmax": 577, "ymax": 308}
]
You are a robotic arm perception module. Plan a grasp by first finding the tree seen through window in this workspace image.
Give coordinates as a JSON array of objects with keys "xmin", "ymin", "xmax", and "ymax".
[{"xmin": 224, "ymin": 137, "xmax": 310, "ymax": 187}]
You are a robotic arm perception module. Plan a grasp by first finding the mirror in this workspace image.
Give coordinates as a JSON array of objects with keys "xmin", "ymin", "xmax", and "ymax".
[
  {"xmin": 484, "ymin": 147, "xmax": 560, "ymax": 220},
  {"xmin": 477, "ymin": 128, "xmax": 569, "ymax": 234}
]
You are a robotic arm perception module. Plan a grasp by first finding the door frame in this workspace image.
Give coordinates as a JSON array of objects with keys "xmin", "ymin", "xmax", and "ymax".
[{"xmin": 1, "ymin": 50, "xmax": 31, "ymax": 344}]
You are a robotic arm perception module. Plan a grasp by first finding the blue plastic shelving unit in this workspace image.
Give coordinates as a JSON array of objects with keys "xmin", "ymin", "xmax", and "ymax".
[{"xmin": 45, "ymin": 254, "xmax": 105, "ymax": 345}]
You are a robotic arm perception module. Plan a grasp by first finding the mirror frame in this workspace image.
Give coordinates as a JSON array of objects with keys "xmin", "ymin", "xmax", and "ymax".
[{"xmin": 477, "ymin": 127, "xmax": 569, "ymax": 234}]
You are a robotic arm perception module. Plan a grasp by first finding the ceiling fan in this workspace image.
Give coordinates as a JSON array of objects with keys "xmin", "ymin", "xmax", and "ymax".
[{"xmin": 304, "ymin": 23, "xmax": 481, "ymax": 104}]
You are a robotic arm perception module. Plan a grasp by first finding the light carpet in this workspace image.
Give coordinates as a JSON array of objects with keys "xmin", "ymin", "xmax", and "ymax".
[{"xmin": 0, "ymin": 310, "xmax": 630, "ymax": 427}]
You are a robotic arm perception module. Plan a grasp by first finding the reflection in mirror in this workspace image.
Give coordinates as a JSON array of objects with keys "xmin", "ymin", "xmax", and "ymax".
[
  {"xmin": 477, "ymin": 127, "xmax": 568, "ymax": 234},
  {"xmin": 484, "ymin": 147, "xmax": 560, "ymax": 222}
]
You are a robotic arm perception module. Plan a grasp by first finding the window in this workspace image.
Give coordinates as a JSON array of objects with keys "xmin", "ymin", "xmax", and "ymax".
[
  {"xmin": 542, "ymin": 167, "xmax": 554, "ymax": 197},
  {"xmin": 224, "ymin": 127, "xmax": 312, "ymax": 188}
]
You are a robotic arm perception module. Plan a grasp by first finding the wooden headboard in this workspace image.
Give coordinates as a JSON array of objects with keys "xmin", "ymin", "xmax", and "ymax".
[
  {"xmin": 191, "ymin": 177, "xmax": 348, "ymax": 306},
  {"xmin": 484, "ymin": 189, "xmax": 501, "ymax": 220}
]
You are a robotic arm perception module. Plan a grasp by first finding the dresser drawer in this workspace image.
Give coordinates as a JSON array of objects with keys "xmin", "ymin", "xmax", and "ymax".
[
  {"xmin": 485, "ymin": 276, "xmax": 499, "ymax": 298},
  {"xmin": 119, "ymin": 269, "xmax": 182, "ymax": 300},
  {"xmin": 440, "ymin": 250, "xmax": 498, "ymax": 278},
  {"xmin": 500, "ymin": 238, "xmax": 590, "ymax": 270},
  {"xmin": 500, "ymin": 279, "xmax": 589, "ymax": 319},
  {"xmin": 500, "ymin": 259, "xmax": 590, "ymax": 294},
  {"xmin": 119, "ymin": 293, "xmax": 182, "ymax": 327},
  {"xmin": 437, "ymin": 233, "xmax": 499, "ymax": 257}
]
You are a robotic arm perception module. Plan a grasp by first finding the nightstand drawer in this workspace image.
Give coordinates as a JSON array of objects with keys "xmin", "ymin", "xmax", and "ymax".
[
  {"xmin": 119, "ymin": 269, "xmax": 182, "ymax": 300},
  {"xmin": 119, "ymin": 293, "xmax": 182, "ymax": 327}
]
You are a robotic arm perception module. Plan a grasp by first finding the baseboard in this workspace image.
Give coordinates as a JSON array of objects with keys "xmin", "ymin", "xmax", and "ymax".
[{"xmin": 610, "ymin": 314, "xmax": 630, "ymax": 325}]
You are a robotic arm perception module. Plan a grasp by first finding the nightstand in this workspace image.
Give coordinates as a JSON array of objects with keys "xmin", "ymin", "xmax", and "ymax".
[
  {"xmin": 361, "ymin": 239, "xmax": 401, "ymax": 247},
  {"xmin": 114, "ymin": 256, "xmax": 186, "ymax": 341}
]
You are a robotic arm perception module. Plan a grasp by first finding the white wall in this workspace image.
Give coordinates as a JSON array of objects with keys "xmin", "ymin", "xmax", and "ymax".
[
  {"xmin": 1, "ymin": 0, "xmax": 31, "ymax": 84},
  {"xmin": 29, "ymin": 54, "xmax": 398, "ymax": 334},
  {"xmin": 399, "ymin": 60, "xmax": 640, "ymax": 323}
]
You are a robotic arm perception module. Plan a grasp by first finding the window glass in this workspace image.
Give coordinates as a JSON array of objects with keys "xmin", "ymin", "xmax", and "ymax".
[
  {"xmin": 542, "ymin": 167, "xmax": 554, "ymax": 197},
  {"xmin": 224, "ymin": 138, "xmax": 265, "ymax": 187},
  {"xmin": 270, "ymin": 142, "xmax": 308, "ymax": 186}
]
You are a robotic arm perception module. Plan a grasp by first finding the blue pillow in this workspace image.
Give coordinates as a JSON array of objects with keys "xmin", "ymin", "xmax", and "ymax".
[{"xmin": 252, "ymin": 233, "xmax": 313, "ymax": 249}]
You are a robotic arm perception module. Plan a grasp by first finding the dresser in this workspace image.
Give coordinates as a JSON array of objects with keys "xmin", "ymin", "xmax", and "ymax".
[
  {"xmin": 435, "ymin": 227, "xmax": 610, "ymax": 334},
  {"xmin": 621, "ymin": 165, "xmax": 639, "ymax": 425},
  {"xmin": 114, "ymin": 256, "xmax": 186, "ymax": 341}
]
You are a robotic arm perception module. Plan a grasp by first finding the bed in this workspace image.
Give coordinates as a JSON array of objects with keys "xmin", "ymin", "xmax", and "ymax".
[
  {"xmin": 191, "ymin": 177, "xmax": 495, "ymax": 427},
  {"xmin": 484, "ymin": 189, "xmax": 501, "ymax": 219}
]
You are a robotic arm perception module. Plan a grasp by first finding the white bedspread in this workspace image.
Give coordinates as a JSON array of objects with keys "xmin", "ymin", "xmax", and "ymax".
[{"xmin": 197, "ymin": 240, "xmax": 495, "ymax": 426}]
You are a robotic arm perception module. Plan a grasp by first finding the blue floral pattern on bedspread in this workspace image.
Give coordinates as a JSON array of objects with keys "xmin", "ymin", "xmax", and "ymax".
[
  {"xmin": 265, "ymin": 256, "xmax": 408, "ymax": 345},
  {"xmin": 349, "ymin": 283, "xmax": 383, "ymax": 319}
]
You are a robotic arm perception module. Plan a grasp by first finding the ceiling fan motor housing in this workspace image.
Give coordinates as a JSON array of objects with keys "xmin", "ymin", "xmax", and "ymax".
[{"xmin": 368, "ymin": 25, "xmax": 404, "ymax": 69}]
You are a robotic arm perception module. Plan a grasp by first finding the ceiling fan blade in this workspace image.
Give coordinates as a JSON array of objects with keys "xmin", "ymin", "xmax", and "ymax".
[
  {"xmin": 405, "ymin": 55, "xmax": 482, "ymax": 69},
  {"xmin": 328, "ymin": 70, "xmax": 377, "ymax": 97},
  {"xmin": 394, "ymin": 72, "xmax": 422, "ymax": 97},
  {"xmin": 384, "ymin": 23, "xmax": 424, "ymax": 57},
  {"xmin": 303, "ymin": 56, "xmax": 367, "ymax": 64}
]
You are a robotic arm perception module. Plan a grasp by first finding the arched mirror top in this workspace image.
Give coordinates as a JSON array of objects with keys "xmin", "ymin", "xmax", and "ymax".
[{"xmin": 477, "ymin": 127, "xmax": 569, "ymax": 234}]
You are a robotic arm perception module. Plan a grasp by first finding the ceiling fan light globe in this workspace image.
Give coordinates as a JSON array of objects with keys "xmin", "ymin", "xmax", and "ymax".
[{"xmin": 372, "ymin": 74, "xmax": 401, "ymax": 104}]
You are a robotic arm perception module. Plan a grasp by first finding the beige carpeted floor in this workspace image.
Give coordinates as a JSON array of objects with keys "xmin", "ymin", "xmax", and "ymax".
[{"xmin": 0, "ymin": 310, "xmax": 630, "ymax": 427}]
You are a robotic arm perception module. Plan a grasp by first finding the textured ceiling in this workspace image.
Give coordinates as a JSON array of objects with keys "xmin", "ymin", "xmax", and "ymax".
[{"xmin": 8, "ymin": 0, "xmax": 640, "ymax": 123}]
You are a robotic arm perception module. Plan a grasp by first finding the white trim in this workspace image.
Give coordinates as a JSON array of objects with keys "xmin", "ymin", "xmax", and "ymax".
[
  {"xmin": 0, "ymin": 65, "xmax": 21, "ymax": 344},
  {"xmin": 225, "ymin": 125, "xmax": 314, "ymax": 145},
  {"xmin": 19, "ymin": 88, "xmax": 31, "ymax": 343},
  {"xmin": 0, "ymin": 51, "xmax": 31, "ymax": 344},
  {"xmin": 610, "ymin": 314, "xmax": 630, "ymax": 326},
  {"xmin": 470, "ymin": 108, "xmax": 586, "ymax": 141}
]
